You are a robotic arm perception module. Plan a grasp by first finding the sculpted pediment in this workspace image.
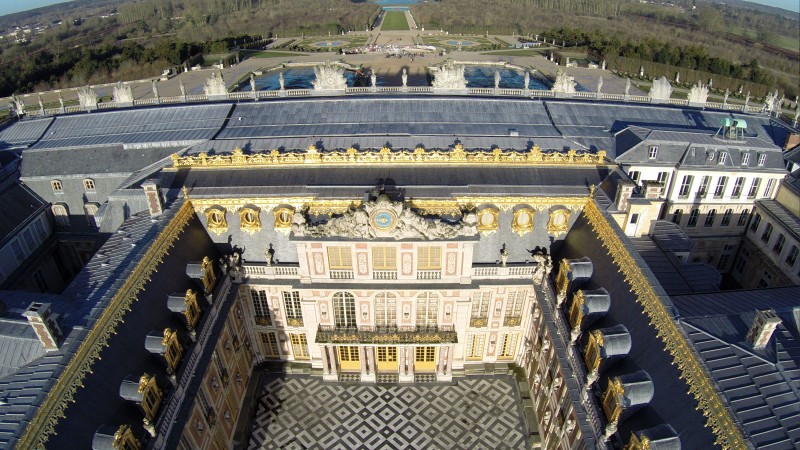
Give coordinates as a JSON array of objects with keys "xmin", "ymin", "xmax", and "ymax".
[{"xmin": 291, "ymin": 195, "xmax": 478, "ymax": 240}]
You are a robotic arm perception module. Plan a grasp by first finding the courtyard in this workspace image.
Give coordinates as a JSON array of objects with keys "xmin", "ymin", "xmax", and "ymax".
[{"xmin": 246, "ymin": 374, "xmax": 530, "ymax": 450}]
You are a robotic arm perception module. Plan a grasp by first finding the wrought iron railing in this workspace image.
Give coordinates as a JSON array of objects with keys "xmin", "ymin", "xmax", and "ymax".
[{"xmin": 316, "ymin": 324, "xmax": 457, "ymax": 344}]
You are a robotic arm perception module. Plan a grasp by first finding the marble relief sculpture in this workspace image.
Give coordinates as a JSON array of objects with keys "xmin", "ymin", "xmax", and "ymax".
[
  {"xmin": 113, "ymin": 82, "xmax": 134, "ymax": 104},
  {"xmin": 77, "ymin": 86, "xmax": 98, "ymax": 109},
  {"xmin": 312, "ymin": 62, "xmax": 347, "ymax": 90},
  {"xmin": 430, "ymin": 60, "xmax": 467, "ymax": 90},
  {"xmin": 648, "ymin": 76, "xmax": 672, "ymax": 101},
  {"xmin": 550, "ymin": 70, "xmax": 576, "ymax": 94},
  {"xmin": 203, "ymin": 71, "xmax": 227, "ymax": 96}
]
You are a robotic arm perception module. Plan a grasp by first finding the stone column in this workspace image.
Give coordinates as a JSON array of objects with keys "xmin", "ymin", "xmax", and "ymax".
[
  {"xmin": 321, "ymin": 345, "xmax": 331, "ymax": 375},
  {"xmin": 399, "ymin": 346, "xmax": 414, "ymax": 383},
  {"xmin": 361, "ymin": 347, "xmax": 376, "ymax": 383},
  {"xmin": 437, "ymin": 346, "xmax": 453, "ymax": 382},
  {"xmin": 323, "ymin": 345, "xmax": 338, "ymax": 381}
]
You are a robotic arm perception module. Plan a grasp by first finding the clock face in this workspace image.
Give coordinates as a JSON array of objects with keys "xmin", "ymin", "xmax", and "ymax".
[{"xmin": 370, "ymin": 209, "xmax": 397, "ymax": 231}]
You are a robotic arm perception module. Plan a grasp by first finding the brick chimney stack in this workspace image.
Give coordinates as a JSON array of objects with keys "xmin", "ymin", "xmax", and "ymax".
[
  {"xmin": 22, "ymin": 302, "xmax": 62, "ymax": 352},
  {"xmin": 142, "ymin": 179, "xmax": 164, "ymax": 217}
]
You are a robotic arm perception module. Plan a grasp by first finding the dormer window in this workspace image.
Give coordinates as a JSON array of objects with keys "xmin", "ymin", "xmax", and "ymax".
[
  {"xmin": 741, "ymin": 153, "xmax": 750, "ymax": 165},
  {"xmin": 139, "ymin": 373, "xmax": 163, "ymax": 422},
  {"xmin": 758, "ymin": 153, "xmax": 766, "ymax": 166},
  {"xmin": 648, "ymin": 146, "xmax": 658, "ymax": 159},
  {"xmin": 83, "ymin": 178, "xmax": 96, "ymax": 192},
  {"xmin": 184, "ymin": 289, "xmax": 200, "ymax": 330},
  {"xmin": 718, "ymin": 152, "xmax": 727, "ymax": 165},
  {"xmin": 51, "ymin": 180, "xmax": 63, "ymax": 193},
  {"xmin": 163, "ymin": 328, "xmax": 183, "ymax": 376}
]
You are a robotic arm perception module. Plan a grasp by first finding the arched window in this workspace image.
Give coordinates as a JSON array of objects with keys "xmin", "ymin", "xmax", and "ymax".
[
  {"xmin": 416, "ymin": 292, "xmax": 439, "ymax": 328},
  {"xmin": 84, "ymin": 203, "xmax": 100, "ymax": 227},
  {"xmin": 50, "ymin": 180, "xmax": 63, "ymax": 193},
  {"xmin": 749, "ymin": 213, "xmax": 762, "ymax": 233},
  {"xmin": 720, "ymin": 209, "xmax": 733, "ymax": 227},
  {"xmin": 671, "ymin": 209, "xmax": 683, "ymax": 224},
  {"xmin": 704, "ymin": 209, "xmax": 716, "ymax": 227},
  {"xmin": 375, "ymin": 293, "xmax": 396, "ymax": 327},
  {"xmin": 51, "ymin": 204, "xmax": 69, "ymax": 228},
  {"xmin": 333, "ymin": 292, "xmax": 356, "ymax": 328},
  {"xmin": 83, "ymin": 178, "xmax": 96, "ymax": 192}
]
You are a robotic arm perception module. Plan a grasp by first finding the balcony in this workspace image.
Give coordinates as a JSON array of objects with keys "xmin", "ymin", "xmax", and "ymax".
[
  {"xmin": 372, "ymin": 270, "xmax": 397, "ymax": 280},
  {"xmin": 503, "ymin": 316, "xmax": 522, "ymax": 327},
  {"xmin": 315, "ymin": 325, "xmax": 457, "ymax": 344},
  {"xmin": 243, "ymin": 264, "xmax": 300, "ymax": 280},
  {"xmin": 286, "ymin": 317, "xmax": 304, "ymax": 327},
  {"xmin": 329, "ymin": 270, "xmax": 354, "ymax": 279},
  {"xmin": 470, "ymin": 317, "xmax": 488, "ymax": 328},
  {"xmin": 471, "ymin": 263, "xmax": 535, "ymax": 279},
  {"xmin": 417, "ymin": 270, "xmax": 442, "ymax": 280}
]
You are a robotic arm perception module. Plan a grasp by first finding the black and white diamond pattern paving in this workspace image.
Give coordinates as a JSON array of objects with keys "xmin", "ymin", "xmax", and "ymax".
[{"xmin": 247, "ymin": 375, "xmax": 529, "ymax": 450}]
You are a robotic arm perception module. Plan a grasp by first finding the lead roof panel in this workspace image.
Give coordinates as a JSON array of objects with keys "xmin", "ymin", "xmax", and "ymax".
[{"xmin": 0, "ymin": 117, "xmax": 52, "ymax": 148}]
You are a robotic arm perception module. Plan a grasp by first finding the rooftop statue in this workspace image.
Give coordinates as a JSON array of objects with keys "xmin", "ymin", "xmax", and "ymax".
[
  {"xmin": 292, "ymin": 194, "xmax": 478, "ymax": 240},
  {"xmin": 649, "ymin": 76, "xmax": 672, "ymax": 101},
  {"xmin": 431, "ymin": 60, "xmax": 467, "ymax": 90},
  {"xmin": 494, "ymin": 70, "xmax": 501, "ymax": 89},
  {"xmin": 312, "ymin": 61, "xmax": 347, "ymax": 90},
  {"xmin": 77, "ymin": 86, "xmax": 98, "ymax": 109},
  {"xmin": 551, "ymin": 69, "xmax": 576, "ymax": 94},
  {"xmin": 204, "ymin": 71, "xmax": 227, "ymax": 97},
  {"xmin": 687, "ymin": 81, "xmax": 709, "ymax": 105},
  {"xmin": 112, "ymin": 82, "xmax": 134, "ymax": 104}
]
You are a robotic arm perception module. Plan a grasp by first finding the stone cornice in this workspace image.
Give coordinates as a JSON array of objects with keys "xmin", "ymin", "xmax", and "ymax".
[
  {"xmin": 16, "ymin": 201, "xmax": 195, "ymax": 449},
  {"xmin": 582, "ymin": 200, "xmax": 748, "ymax": 450}
]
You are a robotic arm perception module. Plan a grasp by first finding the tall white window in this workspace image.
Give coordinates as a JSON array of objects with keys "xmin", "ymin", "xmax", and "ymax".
[
  {"xmin": 704, "ymin": 209, "xmax": 716, "ymax": 227},
  {"xmin": 648, "ymin": 146, "xmax": 658, "ymax": 159},
  {"xmin": 417, "ymin": 246, "xmax": 442, "ymax": 270},
  {"xmin": 372, "ymin": 246, "xmax": 397, "ymax": 270},
  {"xmin": 83, "ymin": 178, "xmax": 96, "ymax": 192},
  {"xmin": 629, "ymin": 170, "xmax": 641, "ymax": 184},
  {"xmin": 731, "ymin": 177, "xmax": 745, "ymax": 198},
  {"xmin": 687, "ymin": 209, "xmax": 700, "ymax": 227},
  {"xmin": 713, "ymin": 177, "xmax": 727, "ymax": 198},
  {"xmin": 498, "ymin": 333, "xmax": 518, "ymax": 358},
  {"xmin": 697, "ymin": 176, "xmax": 711, "ymax": 198},
  {"xmin": 374, "ymin": 293, "xmax": 397, "ymax": 327},
  {"xmin": 250, "ymin": 289, "xmax": 271, "ymax": 325},
  {"xmin": 718, "ymin": 152, "xmax": 727, "ymax": 164},
  {"xmin": 471, "ymin": 291, "xmax": 491, "ymax": 319},
  {"xmin": 741, "ymin": 153, "xmax": 750, "ymax": 165},
  {"xmin": 51, "ymin": 180, "xmax": 63, "ymax": 193},
  {"xmin": 720, "ymin": 209, "xmax": 733, "ymax": 227},
  {"xmin": 333, "ymin": 292, "xmax": 356, "ymax": 328},
  {"xmin": 757, "ymin": 153, "xmax": 766, "ymax": 166},
  {"xmin": 282, "ymin": 291, "xmax": 302, "ymax": 321},
  {"xmin": 678, "ymin": 175, "xmax": 693, "ymax": 197},
  {"xmin": 327, "ymin": 247, "xmax": 352, "ymax": 270},
  {"xmin": 747, "ymin": 179, "xmax": 761, "ymax": 199},
  {"xmin": 466, "ymin": 334, "xmax": 485, "ymax": 359},
  {"xmin": 505, "ymin": 290, "xmax": 526, "ymax": 320},
  {"xmin": 763, "ymin": 179, "xmax": 776, "ymax": 199},
  {"xmin": 416, "ymin": 292, "xmax": 439, "ymax": 328}
]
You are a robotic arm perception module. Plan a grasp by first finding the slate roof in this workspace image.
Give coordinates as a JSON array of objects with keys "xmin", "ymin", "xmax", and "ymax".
[
  {"xmin": 20, "ymin": 145, "xmax": 184, "ymax": 178},
  {"xmin": 554, "ymin": 208, "xmax": 719, "ymax": 448},
  {"xmin": 0, "ymin": 201, "xmax": 210, "ymax": 448},
  {"xmin": 756, "ymin": 199, "xmax": 800, "ymax": 243},
  {"xmin": 0, "ymin": 182, "xmax": 46, "ymax": 246},
  {"xmin": 631, "ymin": 236, "xmax": 721, "ymax": 295},
  {"xmin": 30, "ymin": 104, "xmax": 232, "ymax": 149},
  {"xmin": 0, "ymin": 118, "xmax": 52, "ymax": 149},
  {"xmin": 671, "ymin": 287, "xmax": 800, "ymax": 450}
]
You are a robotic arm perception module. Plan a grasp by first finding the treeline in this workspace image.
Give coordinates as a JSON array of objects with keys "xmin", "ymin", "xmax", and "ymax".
[
  {"xmin": 543, "ymin": 28, "xmax": 772, "ymax": 86},
  {"xmin": 0, "ymin": 36, "xmax": 256, "ymax": 96}
]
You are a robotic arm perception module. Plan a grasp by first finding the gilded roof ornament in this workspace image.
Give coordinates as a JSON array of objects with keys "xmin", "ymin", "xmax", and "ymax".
[{"xmin": 169, "ymin": 147, "xmax": 607, "ymax": 169}]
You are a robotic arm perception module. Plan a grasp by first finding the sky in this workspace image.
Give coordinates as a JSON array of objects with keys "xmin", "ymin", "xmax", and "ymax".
[{"xmin": 0, "ymin": 0, "xmax": 797, "ymax": 17}]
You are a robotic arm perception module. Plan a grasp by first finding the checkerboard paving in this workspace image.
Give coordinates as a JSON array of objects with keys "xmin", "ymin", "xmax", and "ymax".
[{"xmin": 247, "ymin": 375, "xmax": 529, "ymax": 450}]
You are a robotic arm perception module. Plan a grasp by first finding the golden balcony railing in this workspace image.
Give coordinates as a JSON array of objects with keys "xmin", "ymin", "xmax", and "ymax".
[{"xmin": 315, "ymin": 325, "xmax": 457, "ymax": 344}]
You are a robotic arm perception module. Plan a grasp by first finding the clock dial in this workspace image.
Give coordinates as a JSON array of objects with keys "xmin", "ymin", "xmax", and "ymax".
[{"xmin": 370, "ymin": 209, "xmax": 397, "ymax": 231}]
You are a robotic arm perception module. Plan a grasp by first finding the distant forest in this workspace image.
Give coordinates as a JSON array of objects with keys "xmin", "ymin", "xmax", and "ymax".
[{"xmin": 0, "ymin": 0, "xmax": 796, "ymax": 98}]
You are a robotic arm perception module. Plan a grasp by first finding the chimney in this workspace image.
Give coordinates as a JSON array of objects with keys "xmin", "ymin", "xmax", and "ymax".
[
  {"xmin": 615, "ymin": 179, "xmax": 635, "ymax": 211},
  {"xmin": 142, "ymin": 179, "xmax": 164, "ymax": 217},
  {"xmin": 746, "ymin": 309, "xmax": 781, "ymax": 349},
  {"xmin": 22, "ymin": 302, "xmax": 62, "ymax": 351},
  {"xmin": 641, "ymin": 180, "xmax": 663, "ymax": 199}
]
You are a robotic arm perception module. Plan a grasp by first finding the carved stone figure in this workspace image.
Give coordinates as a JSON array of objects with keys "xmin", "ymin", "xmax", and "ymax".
[
  {"xmin": 279, "ymin": 71, "xmax": 285, "ymax": 90},
  {"xmin": 430, "ymin": 60, "xmax": 467, "ymax": 90},
  {"xmin": 494, "ymin": 70, "xmax": 501, "ymax": 89},
  {"xmin": 58, "ymin": 93, "xmax": 64, "ymax": 109},
  {"xmin": 763, "ymin": 90, "xmax": 778, "ymax": 114},
  {"xmin": 312, "ymin": 62, "xmax": 347, "ymax": 90},
  {"xmin": 402, "ymin": 68, "xmax": 408, "ymax": 88},
  {"xmin": 292, "ymin": 194, "xmax": 478, "ymax": 240},
  {"xmin": 586, "ymin": 369, "xmax": 599, "ymax": 387},
  {"xmin": 649, "ymin": 76, "xmax": 672, "ymax": 101},
  {"xmin": 77, "ymin": 86, "xmax": 98, "ymax": 110},
  {"xmin": 531, "ymin": 250, "xmax": 553, "ymax": 285},
  {"xmin": 596, "ymin": 76, "xmax": 603, "ymax": 94},
  {"xmin": 204, "ymin": 71, "xmax": 227, "ymax": 97},
  {"xmin": 151, "ymin": 79, "xmax": 159, "ymax": 99},
  {"xmin": 687, "ymin": 81, "xmax": 709, "ymax": 104},
  {"xmin": 179, "ymin": 80, "xmax": 186, "ymax": 97},
  {"xmin": 523, "ymin": 71, "xmax": 530, "ymax": 90},
  {"xmin": 744, "ymin": 91, "xmax": 751, "ymax": 110},
  {"xmin": 604, "ymin": 421, "xmax": 618, "ymax": 441},
  {"xmin": 723, "ymin": 88, "xmax": 729, "ymax": 106},
  {"xmin": 37, "ymin": 94, "xmax": 44, "ymax": 114},
  {"xmin": 370, "ymin": 72, "xmax": 377, "ymax": 88},
  {"xmin": 551, "ymin": 69, "xmax": 576, "ymax": 94},
  {"xmin": 624, "ymin": 78, "xmax": 631, "ymax": 96},
  {"xmin": 113, "ymin": 82, "xmax": 134, "ymax": 104},
  {"xmin": 10, "ymin": 95, "xmax": 25, "ymax": 116},
  {"xmin": 249, "ymin": 73, "xmax": 256, "ymax": 93},
  {"xmin": 675, "ymin": 72, "xmax": 680, "ymax": 84},
  {"xmin": 565, "ymin": 419, "xmax": 575, "ymax": 432}
]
